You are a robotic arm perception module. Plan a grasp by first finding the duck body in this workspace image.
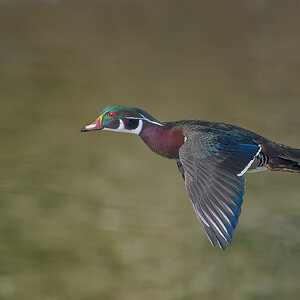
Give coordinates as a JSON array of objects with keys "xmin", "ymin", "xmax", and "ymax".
[
  {"xmin": 82, "ymin": 106, "xmax": 300, "ymax": 249},
  {"xmin": 139, "ymin": 119, "xmax": 281, "ymax": 173}
]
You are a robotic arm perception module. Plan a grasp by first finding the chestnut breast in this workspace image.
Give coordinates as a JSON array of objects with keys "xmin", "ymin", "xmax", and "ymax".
[{"xmin": 140, "ymin": 124, "xmax": 184, "ymax": 159}]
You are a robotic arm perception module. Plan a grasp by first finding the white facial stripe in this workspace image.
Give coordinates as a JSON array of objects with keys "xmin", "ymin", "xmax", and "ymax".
[
  {"xmin": 237, "ymin": 145, "xmax": 262, "ymax": 177},
  {"xmin": 125, "ymin": 114, "xmax": 163, "ymax": 126},
  {"xmin": 102, "ymin": 111, "xmax": 161, "ymax": 135},
  {"xmin": 103, "ymin": 119, "xmax": 143, "ymax": 135}
]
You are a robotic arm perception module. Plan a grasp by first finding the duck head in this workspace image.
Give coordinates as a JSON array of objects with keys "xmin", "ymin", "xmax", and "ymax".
[{"xmin": 81, "ymin": 106, "xmax": 163, "ymax": 135}]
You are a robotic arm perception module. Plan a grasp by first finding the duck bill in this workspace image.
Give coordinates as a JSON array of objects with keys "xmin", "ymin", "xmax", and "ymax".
[{"xmin": 81, "ymin": 114, "xmax": 104, "ymax": 132}]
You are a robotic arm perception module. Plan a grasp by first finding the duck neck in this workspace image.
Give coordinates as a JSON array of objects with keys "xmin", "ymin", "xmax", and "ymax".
[{"xmin": 139, "ymin": 122, "xmax": 184, "ymax": 159}]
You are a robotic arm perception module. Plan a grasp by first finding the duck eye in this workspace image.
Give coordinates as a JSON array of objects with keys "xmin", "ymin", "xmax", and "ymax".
[{"xmin": 108, "ymin": 112, "xmax": 116, "ymax": 118}]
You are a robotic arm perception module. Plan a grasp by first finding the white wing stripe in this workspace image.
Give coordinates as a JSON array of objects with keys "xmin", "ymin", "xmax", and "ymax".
[{"xmin": 237, "ymin": 145, "xmax": 262, "ymax": 176}]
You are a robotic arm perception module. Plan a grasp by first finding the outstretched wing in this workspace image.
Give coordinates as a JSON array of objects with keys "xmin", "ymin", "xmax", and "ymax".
[{"xmin": 178, "ymin": 131, "xmax": 261, "ymax": 249}]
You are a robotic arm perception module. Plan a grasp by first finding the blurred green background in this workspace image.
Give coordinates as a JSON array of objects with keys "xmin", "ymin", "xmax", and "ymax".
[{"xmin": 0, "ymin": 0, "xmax": 299, "ymax": 299}]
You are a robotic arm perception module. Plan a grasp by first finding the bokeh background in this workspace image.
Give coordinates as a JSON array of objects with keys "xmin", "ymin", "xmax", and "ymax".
[{"xmin": 1, "ymin": 0, "xmax": 299, "ymax": 299}]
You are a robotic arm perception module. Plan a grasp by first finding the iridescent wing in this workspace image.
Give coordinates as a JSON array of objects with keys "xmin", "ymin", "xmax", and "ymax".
[{"xmin": 178, "ymin": 131, "xmax": 260, "ymax": 249}]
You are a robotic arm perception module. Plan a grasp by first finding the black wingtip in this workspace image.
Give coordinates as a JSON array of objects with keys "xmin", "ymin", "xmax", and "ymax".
[{"xmin": 81, "ymin": 127, "xmax": 87, "ymax": 132}]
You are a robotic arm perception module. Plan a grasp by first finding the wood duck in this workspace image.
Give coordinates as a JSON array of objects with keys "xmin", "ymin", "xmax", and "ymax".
[{"xmin": 81, "ymin": 106, "xmax": 300, "ymax": 249}]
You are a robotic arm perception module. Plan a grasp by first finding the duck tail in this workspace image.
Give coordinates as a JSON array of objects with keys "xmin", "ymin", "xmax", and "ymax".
[{"xmin": 263, "ymin": 143, "xmax": 300, "ymax": 173}]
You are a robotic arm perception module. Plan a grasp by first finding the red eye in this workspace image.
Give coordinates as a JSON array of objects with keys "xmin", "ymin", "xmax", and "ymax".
[{"xmin": 108, "ymin": 111, "xmax": 116, "ymax": 118}]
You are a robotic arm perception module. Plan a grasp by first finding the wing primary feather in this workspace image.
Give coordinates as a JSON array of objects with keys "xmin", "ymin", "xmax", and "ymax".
[
  {"xmin": 209, "ymin": 187, "xmax": 236, "ymax": 216},
  {"xmin": 200, "ymin": 197, "xmax": 228, "ymax": 243},
  {"xmin": 188, "ymin": 183, "xmax": 210, "ymax": 227},
  {"xmin": 213, "ymin": 176, "xmax": 244, "ymax": 207},
  {"xmin": 204, "ymin": 226, "xmax": 218, "ymax": 247},
  {"xmin": 201, "ymin": 196, "xmax": 231, "ymax": 245},
  {"xmin": 207, "ymin": 205, "xmax": 229, "ymax": 236},
  {"xmin": 201, "ymin": 190, "xmax": 231, "ymax": 232},
  {"xmin": 188, "ymin": 178, "xmax": 230, "ymax": 249},
  {"xmin": 215, "ymin": 204, "xmax": 231, "ymax": 224}
]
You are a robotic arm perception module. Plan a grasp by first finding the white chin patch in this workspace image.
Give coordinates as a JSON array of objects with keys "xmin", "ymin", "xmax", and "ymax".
[{"xmin": 103, "ymin": 119, "xmax": 143, "ymax": 135}]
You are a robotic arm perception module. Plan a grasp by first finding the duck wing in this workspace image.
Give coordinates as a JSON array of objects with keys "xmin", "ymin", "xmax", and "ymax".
[{"xmin": 178, "ymin": 130, "xmax": 261, "ymax": 249}]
